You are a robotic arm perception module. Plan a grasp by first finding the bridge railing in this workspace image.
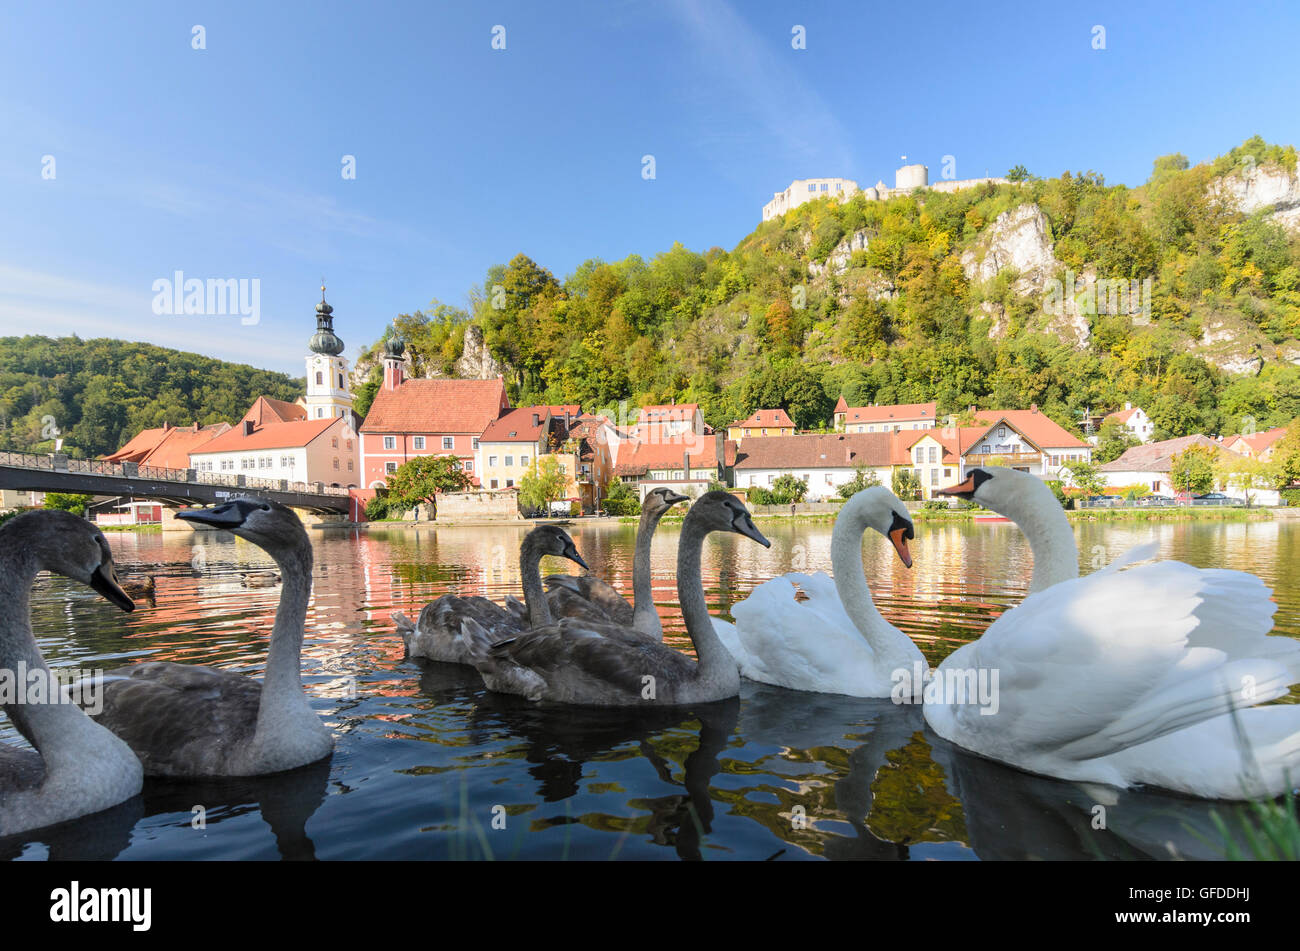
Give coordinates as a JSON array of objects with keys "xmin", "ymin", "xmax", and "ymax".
[{"xmin": 0, "ymin": 452, "xmax": 351, "ymax": 498}]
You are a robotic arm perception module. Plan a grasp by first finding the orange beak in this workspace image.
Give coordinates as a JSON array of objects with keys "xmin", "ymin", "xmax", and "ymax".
[
  {"xmin": 888, "ymin": 527, "xmax": 913, "ymax": 568},
  {"xmin": 938, "ymin": 475, "xmax": 978, "ymax": 499}
]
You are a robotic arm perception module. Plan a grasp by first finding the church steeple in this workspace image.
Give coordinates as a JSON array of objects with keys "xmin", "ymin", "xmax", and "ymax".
[{"xmin": 304, "ymin": 282, "xmax": 353, "ymax": 420}]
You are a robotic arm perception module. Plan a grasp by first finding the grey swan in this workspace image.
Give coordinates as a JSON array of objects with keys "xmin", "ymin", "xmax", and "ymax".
[
  {"xmin": 506, "ymin": 487, "xmax": 689, "ymax": 641},
  {"xmin": 85, "ymin": 498, "xmax": 333, "ymax": 777},
  {"xmin": 0, "ymin": 510, "xmax": 141, "ymax": 836},
  {"xmin": 391, "ymin": 524, "xmax": 590, "ymax": 664},
  {"xmin": 459, "ymin": 490, "xmax": 771, "ymax": 706}
]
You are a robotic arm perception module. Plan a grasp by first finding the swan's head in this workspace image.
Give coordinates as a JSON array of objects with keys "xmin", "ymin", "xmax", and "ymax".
[
  {"xmin": 524, "ymin": 524, "xmax": 588, "ymax": 570},
  {"xmin": 840, "ymin": 485, "xmax": 914, "ymax": 568},
  {"xmin": 2, "ymin": 509, "xmax": 135, "ymax": 611},
  {"xmin": 642, "ymin": 487, "xmax": 690, "ymax": 517},
  {"xmin": 689, "ymin": 490, "xmax": 771, "ymax": 548},
  {"xmin": 176, "ymin": 497, "xmax": 308, "ymax": 556},
  {"xmin": 938, "ymin": 466, "xmax": 1049, "ymax": 516}
]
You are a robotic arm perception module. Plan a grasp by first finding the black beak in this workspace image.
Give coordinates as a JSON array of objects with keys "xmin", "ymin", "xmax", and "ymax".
[
  {"xmin": 176, "ymin": 500, "xmax": 255, "ymax": 529},
  {"xmin": 666, "ymin": 491, "xmax": 690, "ymax": 506},
  {"xmin": 91, "ymin": 562, "xmax": 135, "ymax": 612},
  {"xmin": 565, "ymin": 547, "xmax": 589, "ymax": 570},
  {"xmin": 733, "ymin": 513, "xmax": 771, "ymax": 548}
]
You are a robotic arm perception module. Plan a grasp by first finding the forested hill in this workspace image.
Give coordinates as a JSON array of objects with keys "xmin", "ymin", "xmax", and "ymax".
[
  {"xmin": 0, "ymin": 336, "xmax": 303, "ymax": 458},
  {"xmin": 362, "ymin": 136, "xmax": 1300, "ymax": 441}
]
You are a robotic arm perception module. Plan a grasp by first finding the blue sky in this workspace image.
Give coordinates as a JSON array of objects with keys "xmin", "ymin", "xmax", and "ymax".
[{"xmin": 2, "ymin": 0, "xmax": 1297, "ymax": 376}]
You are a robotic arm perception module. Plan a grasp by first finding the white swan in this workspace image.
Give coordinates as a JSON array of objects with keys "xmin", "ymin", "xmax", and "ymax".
[
  {"xmin": 711, "ymin": 486, "xmax": 925, "ymax": 698},
  {"xmin": 0, "ymin": 511, "xmax": 142, "ymax": 835},
  {"xmin": 927, "ymin": 466, "xmax": 1300, "ymax": 800},
  {"xmin": 458, "ymin": 491, "xmax": 771, "ymax": 706},
  {"xmin": 392, "ymin": 525, "xmax": 589, "ymax": 664},
  {"xmin": 512, "ymin": 487, "xmax": 689, "ymax": 641},
  {"xmin": 87, "ymin": 498, "xmax": 333, "ymax": 777}
]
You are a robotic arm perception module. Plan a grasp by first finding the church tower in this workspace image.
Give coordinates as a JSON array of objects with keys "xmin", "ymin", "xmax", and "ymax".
[{"xmin": 304, "ymin": 283, "xmax": 354, "ymax": 421}]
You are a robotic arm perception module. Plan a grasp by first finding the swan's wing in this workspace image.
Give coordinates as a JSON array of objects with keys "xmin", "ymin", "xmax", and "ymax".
[
  {"xmin": 1092, "ymin": 541, "xmax": 1161, "ymax": 577},
  {"xmin": 89, "ymin": 663, "xmax": 261, "ymax": 777},
  {"xmin": 544, "ymin": 574, "xmax": 635, "ymax": 625},
  {"xmin": 411, "ymin": 595, "xmax": 521, "ymax": 661},
  {"xmin": 503, "ymin": 595, "xmax": 528, "ymax": 624},
  {"xmin": 955, "ymin": 560, "xmax": 1291, "ymax": 761}
]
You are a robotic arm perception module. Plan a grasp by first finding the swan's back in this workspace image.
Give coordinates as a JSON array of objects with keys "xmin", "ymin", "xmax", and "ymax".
[{"xmin": 92, "ymin": 663, "xmax": 262, "ymax": 777}]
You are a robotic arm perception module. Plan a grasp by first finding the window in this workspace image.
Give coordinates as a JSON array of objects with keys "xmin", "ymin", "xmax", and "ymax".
[
  {"xmin": 331, "ymin": 438, "xmax": 338, "ymax": 448},
  {"xmin": 333, "ymin": 458, "xmax": 339, "ymax": 469},
  {"xmin": 383, "ymin": 436, "xmax": 396, "ymax": 450},
  {"xmin": 472, "ymin": 438, "xmax": 479, "ymax": 450},
  {"xmin": 490, "ymin": 479, "xmax": 498, "ymax": 489},
  {"xmin": 345, "ymin": 439, "xmax": 353, "ymax": 450},
  {"xmin": 338, "ymin": 373, "xmax": 344, "ymax": 389},
  {"xmin": 489, "ymin": 456, "xmax": 498, "ymax": 466},
  {"xmin": 768, "ymin": 474, "xmax": 775, "ymax": 484},
  {"xmin": 998, "ymin": 427, "xmax": 1007, "ymax": 439},
  {"xmin": 819, "ymin": 183, "xmax": 828, "ymax": 191},
  {"xmin": 914, "ymin": 449, "xmax": 923, "ymax": 463},
  {"xmin": 944, "ymin": 468, "xmax": 952, "ymax": 478},
  {"xmin": 385, "ymin": 462, "xmax": 397, "ymax": 474},
  {"xmin": 931, "ymin": 469, "xmax": 939, "ymax": 485},
  {"xmin": 348, "ymin": 460, "xmax": 353, "ymax": 470},
  {"xmin": 835, "ymin": 183, "xmax": 842, "ymax": 191},
  {"xmin": 463, "ymin": 460, "xmax": 473, "ymax": 471},
  {"xmin": 413, "ymin": 436, "xmax": 425, "ymax": 450},
  {"xmin": 928, "ymin": 446, "xmax": 937, "ymax": 464},
  {"xmin": 506, "ymin": 479, "xmax": 514, "ymax": 488},
  {"xmin": 520, "ymin": 454, "xmax": 529, "ymax": 467},
  {"xmin": 807, "ymin": 183, "xmax": 817, "ymax": 192},
  {"xmin": 317, "ymin": 408, "xmax": 324, "ymax": 418},
  {"xmin": 442, "ymin": 437, "xmax": 454, "ymax": 450},
  {"xmin": 315, "ymin": 371, "xmax": 323, "ymax": 385},
  {"xmin": 559, "ymin": 463, "xmax": 566, "ymax": 474},
  {"xmin": 826, "ymin": 474, "xmax": 833, "ymax": 484},
  {"xmin": 505, "ymin": 455, "xmax": 514, "ymax": 467}
]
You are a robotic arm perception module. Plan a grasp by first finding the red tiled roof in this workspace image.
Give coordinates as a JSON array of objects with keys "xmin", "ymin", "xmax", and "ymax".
[
  {"xmin": 842, "ymin": 401, "xmax": 937, "ymax": 424},
  {"xmin": 1105, "ymin": 406, "xmax": 1140, "ymax": 425},
  {"xmin": 1099, "ymin": 435, "xmax": 1219, "ymax": 473},
  {"xmin": 191, "ymin": 417, "xmax": 340, "ymax": 454},
  {"xmin": 834, "ymin": 395, "xmax": 848, "ymax": 413},
  {"xmin": 614, "ymin": 435, "xmax": 735, "ymax": 476},
  {"xmin": 140, "ymin": 423, "xmax": 231, "ymax": 469},
  {"xmin": 969, "ymin": 409, "xmax": 1089, "ymax": 450},
  {"xmin": 243, "ymin": 395, "xmax": 306, "ymax": 427},
  {"xmin": 103, "ymin": 426, "xmax": 170, "ymax": 462},
  {"xmin": 481, "ymin": 407, "xmax": 550, "ymax": 443},
  {"xmin": 729, "ymin": 409, "xmax": 795, "ymax": 430},
  {"xmin": 1225, "ymin": 427, "xmax": 1288, "ymax": 455},
  {"xmin": 361, "ymin": 378, "xmax": 509, "ymax": 435},
  {"xmin": 735, "ymin": 433, "xmax": 895, "ymax": 470}
]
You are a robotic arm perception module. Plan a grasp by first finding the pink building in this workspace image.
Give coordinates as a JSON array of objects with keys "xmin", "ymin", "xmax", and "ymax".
[{"xmin": 358, "ymin": 336, "xmax": 510, "ymax": 488}]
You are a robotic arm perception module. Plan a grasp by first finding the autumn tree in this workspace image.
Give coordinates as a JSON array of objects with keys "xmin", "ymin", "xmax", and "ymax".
[
  {"xmin": 387, "ymin": 455, "xmax": 471, "ymax": 519},
  {"xmin": 519, "ymin": 455, "xmax": 568, "ymax": 513},
  {"xmin": 1170, "ymin": 444, "xmax": 1218, "ymax": 494}
]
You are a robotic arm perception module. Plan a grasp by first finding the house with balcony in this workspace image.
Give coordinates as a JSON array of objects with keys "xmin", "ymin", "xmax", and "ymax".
[
  {"xmin": 727, "ymin": 409, "xmax": 795, "ymax": 444},
  {"xmin": 358, "ymin": 337, "xmax": 510, "ymax": 488},
  {"xmin": 956, "ymin": 407, "xmax": 1092, "ymax": 479}
]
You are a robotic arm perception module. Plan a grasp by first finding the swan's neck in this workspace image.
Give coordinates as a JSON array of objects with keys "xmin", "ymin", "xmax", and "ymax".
[
  {"xmin": 0, "ymin": 552, "xmax": 130, "ymax": 774},
  {"xmin": 830, "ymin": 505, "xmax": 915, "ymax": 669},
  {"xmin": 677, "ymin": 518, "xmax": 738, "ymax": 691},
  {"xmin": 994, "ymin": 491, "xmax": 1078, "ymax": 592},
  {"xmin": 519, "ymin": 539, "xmax": 552, "ymax": 627},
  {"xmin": 631, "ymin": 505, "xmax": 664, "ymax": 633},
  {"xmin": 254, "ymin": 540, "xmax": 315, "ymax": 740}
]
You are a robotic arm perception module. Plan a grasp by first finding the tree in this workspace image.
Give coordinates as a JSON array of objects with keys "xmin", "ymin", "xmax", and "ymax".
[
  {"xmin": 519, "ymin": 455, "xmax": 568, "ymax": 513},
  {"xmin": 837, "ymin": 464, "xmax": 881, "ymax": 499},
  {"xmin": 1094, "ymin": 418, "xmax": 1141, "ymax": 463},
  {"xmin": 1006, "ymin": 165, "xmax": 1031, "ymax": 183},
  {"xmin": 771, "ymin": 473, "xmax": 808, "ymax": 504},
  {"xmin": 1271, "ymin": 421, "xmax": 1300, "ymax": 488},
  {"xmin": 602, "ymin": 480, "xmax": 640, "ymax": 516},
  {"xmin": 1170, "ymin": 444, "xmax": 1217, "ymax": 494},
  {"xmin": 1215, "ymin": 451, "xmax": 1276, "ymax": 506},
  {"xmin": 1060, "ymin": 459, "xmax": 1107, "ymax": 497},
  {"xmin": 387, "ymin": 455, "xmax": 471, "ymax": 519},
  {"xmin": 44, "ymin": 492, "xmax": 93, "ymax": 516},
  {"xmin": 891, "ymin": 468, "xmax": 920, "ymax": 502}
]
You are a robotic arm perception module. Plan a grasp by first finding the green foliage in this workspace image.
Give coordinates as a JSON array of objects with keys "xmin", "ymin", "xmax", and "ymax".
[
  {"xmin": 1094, "ymin": 418, "xmax": 1141, "ymax": 463},
  {"xmin": 602, "ymin": 480, "xmax": 640, "ymax": 516},
  {"xmin": 1061, "ymin": 459, "xmax": 1107, "ymax": 497},
  {"xmin": 0, "ymin": 336, "xmax": 302, "ymax": 458},
  {"xmin": 1006, "ymin": 165, "xmax": 1030, "ymax": 183},
  {"xmin": 386, "ymin": 455, "xmax": 471, "ymax": 514},
  {"xmin": 1170, "ymin": 444, "xmax": 1218, "ymax": 494},
  {"xmin": 837, "ymin": 464, "xmax": 881, "ymax": 499},
  {"xmin": 891, "ymin": 468, "xmax": 921, "ymax": 501},
  {"xmin": 44, "ymin": 492, "xmax": 94, "ymax": 516},
  {"xmin": 364, "ymin": 494, "xmax": 393, "ymax": 521},
  {"xmin": 771, "ymin": 474, "xmax": 808, "ymax": 504},
  {"xmin": 1044, "ymin": 479, "xmax": 1074, "ymax": 509},
  {"xmin": 519, "ymin": 455, "xmax": 568, "ymax": 511}
]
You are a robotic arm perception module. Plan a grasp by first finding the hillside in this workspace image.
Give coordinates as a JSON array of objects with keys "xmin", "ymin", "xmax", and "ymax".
[
  {"xmin": 0, "ymin": 336, "xmax": 304, "ymax": 458},
  {"xmin": 367, "ymin": 136, "xmax": 1300, "ymax": 440}
]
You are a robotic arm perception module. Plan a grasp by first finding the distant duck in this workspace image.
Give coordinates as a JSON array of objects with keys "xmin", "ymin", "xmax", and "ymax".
[
  {"xmin": 119, "ymin": 575, "xmax": 155, "ymax": 603},
  {"xmin": 0, "ymin": 510, "xmax": 142, "ymax": 835},
  {"xmin": 392, "ymin": 525, "xmax": 589, "ymax": 665},
  {"xmin": 506, "ymin": 487, "xmax": 689, "ymax": 641},
  {"xmin": 240, "ymin": 570, "xmax": 281, "ymax": 588},
  {"xmin": 458, "ymin": 491, "xmax": 771, "ymax": 706},
  {"xmin": 86, "ymin": 498, "xmax": 333, "ymax": 778}
]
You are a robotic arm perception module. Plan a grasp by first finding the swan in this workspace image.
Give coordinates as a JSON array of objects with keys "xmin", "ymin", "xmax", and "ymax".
[
  {"xmin": 391, "ymin": 525, "xmax": 589, "ymax": 664},
  {"xmin": 458, "ymin": 490, "xmax": 771, "ymax": 705},
  {"xmin": 508, "ymin": 487, "xmax": 688, "ymax": 640},
  {"xmin": 927, "ymin": 466, "xmax": 1300, "ymax": 800},
  {"xmin": 86, "ymin": 497, "xmax": 333, "ymax": 777},
  {"xmin": 711, "ymin": 486, "xmax": 925, "ymax": 697},
  {"xmin": 0, "ymin": 510, "xmax": 142, "ymax": 835}
]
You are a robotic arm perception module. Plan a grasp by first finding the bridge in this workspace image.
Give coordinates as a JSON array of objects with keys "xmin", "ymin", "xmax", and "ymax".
[{"xmin": 0, "ymin": 450, "xmax": 351, "ymax": 514}]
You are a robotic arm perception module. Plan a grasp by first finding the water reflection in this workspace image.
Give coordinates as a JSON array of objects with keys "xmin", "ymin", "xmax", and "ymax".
[{"xmin": 3, "ymin": 518, "xmax": 1296, "ymax": 860}]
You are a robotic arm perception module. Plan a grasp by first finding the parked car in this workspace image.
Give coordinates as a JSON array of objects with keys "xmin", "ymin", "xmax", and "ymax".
[
  {"xmin": 1145, "ymin": 494, "xmax": 1176, "ymax": 505},
  {"xmin": 1194, "ymin": 492, "xmax": 1231, "ymax": 502}
]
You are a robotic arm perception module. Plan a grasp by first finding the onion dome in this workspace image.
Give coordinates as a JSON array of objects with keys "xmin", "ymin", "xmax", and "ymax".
[
  {"xmin": 310, "ymin": 283, "xmax": 345, "ymax": 356},
  {"xmin": 383, "ymin": 332, "xmax": 406, "ymax": 359}
]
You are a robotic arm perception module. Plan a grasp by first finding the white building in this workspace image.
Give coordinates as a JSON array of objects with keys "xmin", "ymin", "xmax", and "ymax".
[
  {"xmin": 1103, "ymin": 403, "xmax": 1155, "ymax": 443},
  {"xmin": 762, "ymin": 178, "xmax": 860, "ymax": 221},
  {"xmin": 762, "ymin": 164, "xmax": 1012, "ymax": 221},
  {"xmin": 190, "ymin": 416, "xmax": 359, "ymax": 487},
  {"xmin": 303, "ymin": 286, "xmax": 355, "ymax": 421},
  {"xmin": 733, "ymin": 433, "xmax": 895, "ymax": 501}
]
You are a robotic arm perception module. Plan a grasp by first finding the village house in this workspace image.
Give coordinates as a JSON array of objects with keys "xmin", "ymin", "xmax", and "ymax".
[
  {"xmin": 1222, "ymin": 426, "xmax": 1288, "ymax": 461},
  {"xmin": 1098, "ymin": 434, "xmax": 1223, "ymax": 495},
  {"xmin": 734, "ymin": 432, "xmax": 895, "ymax": 499},
  {"xmin": 614, "ymin": 432, "xmax": 736, "ymax": 500},
  {"xmin": 727, "ymin": 409, "xmax": 795, "ymax": 444},
  {"xmin": 476, "ymin": 407, "xmax": 556, "ymax": 492},
  {"xmin": 358, "ymin": 336, "xmax": 510, "ymax": 488},
  {"xmin": 104, "ymin": 420, "xmax": 232, "ymax": 470},
  {"xmin": 834, "ymin": 398, "xmax": 938, "ymax": 433},
  {"xmin": 189, "ymin": 415, "xmax": 359, "ymax": 487},
  {"xmin": 958, "ymin": 408, "xmax": 1093, "ymax": 479},
  {"xmin": 1103, "ymin": 402, "xmax": 1155, "ymax": 443},
  {"xmin": 629, "ymin": 403, "xmax": 705, "ymax": 442}
]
